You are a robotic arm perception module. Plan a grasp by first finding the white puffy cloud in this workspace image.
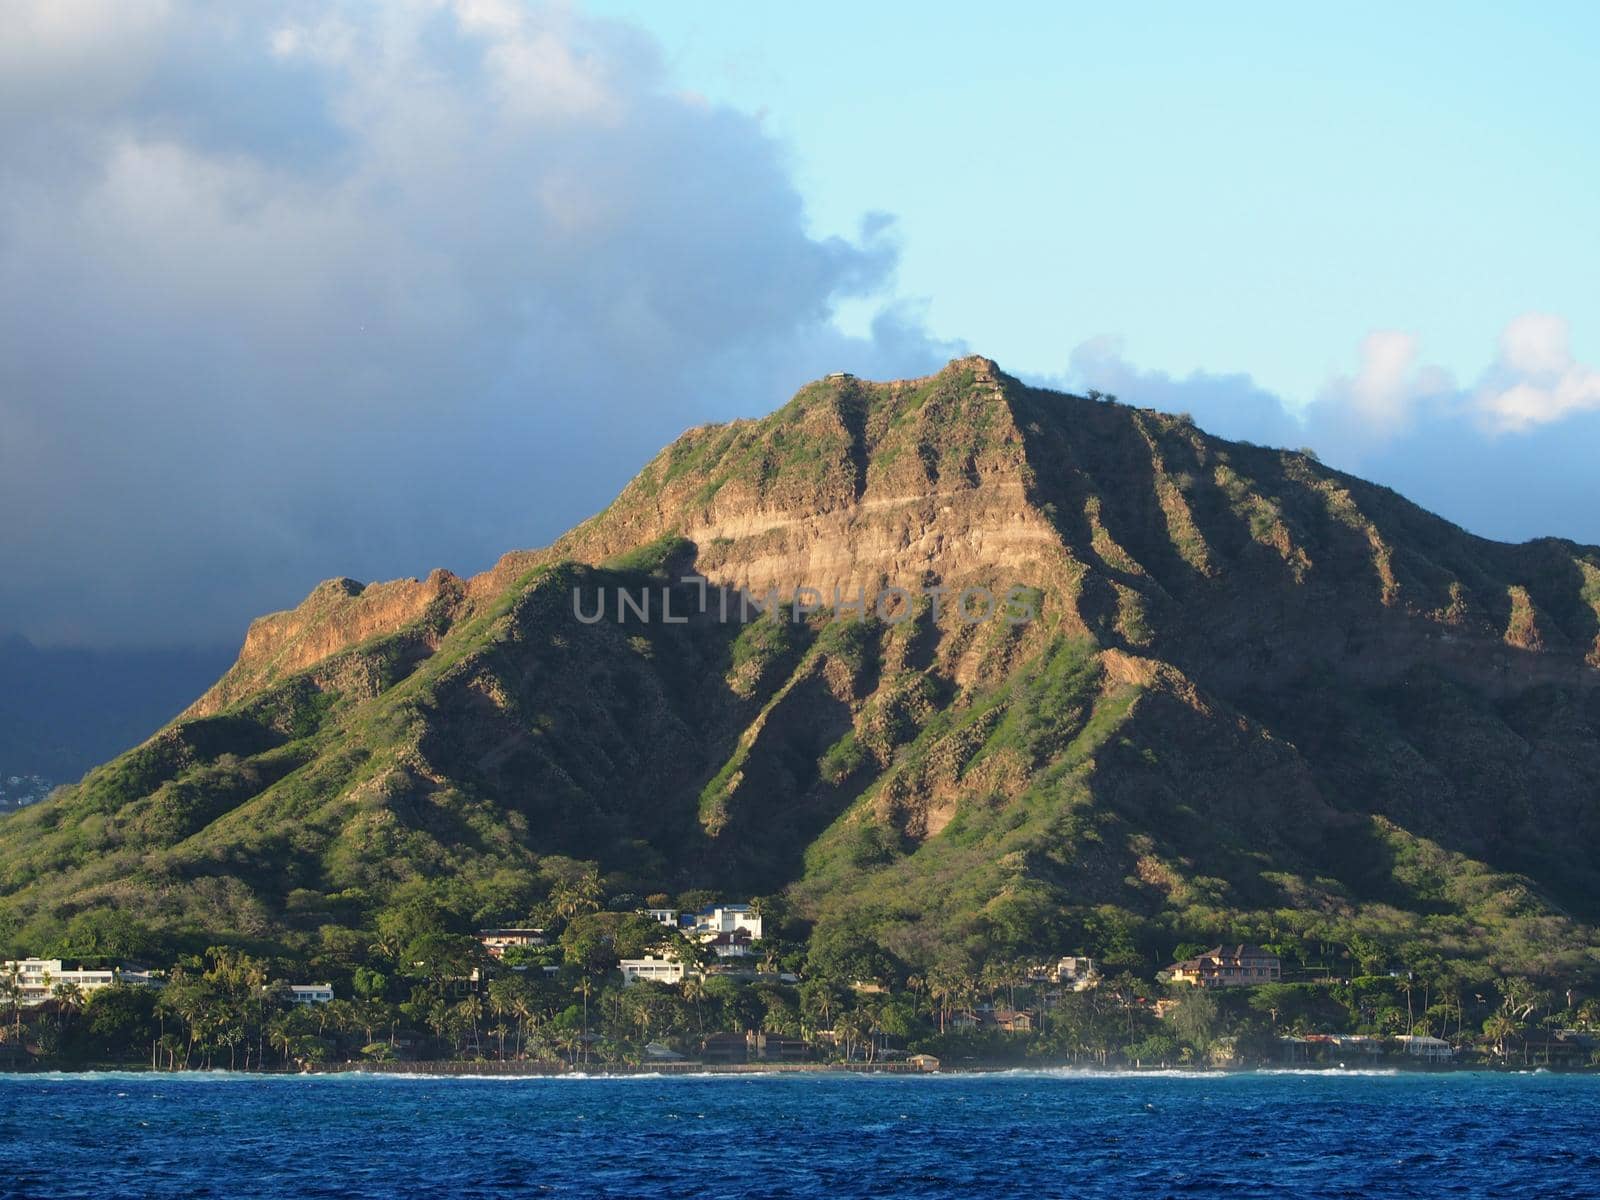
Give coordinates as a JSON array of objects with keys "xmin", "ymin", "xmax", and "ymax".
[
  {"xmin": 1476, "ymin": 313, "xmax": 1600, "ymax": 431},
  {"xmin": 0, "ymin": 0, "xmax": 952, "ymax": 645}
]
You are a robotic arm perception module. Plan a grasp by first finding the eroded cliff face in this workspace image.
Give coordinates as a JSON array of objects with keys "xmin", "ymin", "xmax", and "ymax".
[
  {"xmin": 12, "ymin": 355, "xmax": 1599, "ymax": 973},
  {"xmin": 198, "ymin": 355, "xmax": 1600, "ymax": 718},
  {"xmin": 192, "ymin": 358, "xmax": 1090, "ymax": 713},
  {"xmin": 188, "ymin": 569, "xmax": 467, "ymax": 717}
]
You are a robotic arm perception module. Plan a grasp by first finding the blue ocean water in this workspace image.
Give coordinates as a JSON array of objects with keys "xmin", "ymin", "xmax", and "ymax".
[{"xmin": 2, "ymin": 1070, "xmax": 1597, "ymax": 1199}]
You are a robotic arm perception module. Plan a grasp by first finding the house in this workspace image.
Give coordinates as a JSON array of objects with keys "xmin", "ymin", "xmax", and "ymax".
[
  {"xmin": 907, "ymin": 1053, "xmax": 941, "ymax": 1072},
  {"xmin": 289, "ymin": 984, "xmax": 334, "ymax": 1005},
  {"xmin": 705, "ymin": 930, "xmax": 756, "ymax": 960},
  {"xmin": 1166, "ymin": 945, "xmax": 1281, "ymax": 988},
  {"xmin": 682, "ymin": 904, "xmax": 763, "ymax": 940},
  {"xmin": 751, "ymin": 1033, "xmax": 811, "ymax": 1063},
  {"xmin": 643, "ymin": 1041, "xmax": 685, "ymax": 1062},
  {"xmin": 475, "ymin": 928, "xmax": 546, "ymax": 959},
  {"xmin": 619, "ymin": 955, "xmax": 688, "ymax": 987},
  {"xmin": 1054, "ymin": 956, "xmax": 1100, "ymax": 991},
  {"xmin": 0, "ymin": 959, "xmax": 156, "ymax": 1007},
  {"xmin": 1535, "ymin": 1030, "xmax": 1598, "ymax": 1066},
  {"xmin": 1328, "ymin": 1034, "xmax": 1383, "ymax": 1057},
  {"xmin": 1278, "ymin": 1035, "xmax": 1310, "ymax": 1063},
  {"xmin": 1396, "ymin": 1034, "xmax": 1453, "ymax": 1061},
  {"xmin": 989, "ymin": 1008, "xmax": 1035, "ymax": 1033},
  {"xmin": 701, "ymin": 1031, "xmax": 749, "ymax": 1065},
  {"xmin": 645, "ymin": 908, "xmax": 679, "ymax": 928}
]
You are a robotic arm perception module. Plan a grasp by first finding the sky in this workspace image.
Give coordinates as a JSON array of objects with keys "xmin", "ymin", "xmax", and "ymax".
[{"xmin": 2, "ymin": 0, "xmax": 1599, "ymax": 648}]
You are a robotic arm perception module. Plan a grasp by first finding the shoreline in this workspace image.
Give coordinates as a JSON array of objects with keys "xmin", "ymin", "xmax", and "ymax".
[{"xmin": 4, "ymin": 1059, "xmax": 1596, "ymax": 1079}]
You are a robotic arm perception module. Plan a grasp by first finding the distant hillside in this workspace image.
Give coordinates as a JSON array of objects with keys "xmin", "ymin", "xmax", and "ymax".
[
  {"xmin": 1, "ymin": 358, "xmax": 1597, "ymax": 985},
  {"xmin": 0, "ymin": 636, "xmax": 234, "ymax": 783}
]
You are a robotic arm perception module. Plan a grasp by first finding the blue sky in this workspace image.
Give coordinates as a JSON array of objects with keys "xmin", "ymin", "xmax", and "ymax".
[
  {"xmin": 591, "ymin": 1, "xmax": 1599, "ymax": 403},
  {"xmin": 1, "ymin": 1, "xmax": 1598, "ymax": 645}
]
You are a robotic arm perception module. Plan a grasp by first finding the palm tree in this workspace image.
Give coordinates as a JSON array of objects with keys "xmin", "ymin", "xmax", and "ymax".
[
  {"xmin": 268, "ymin": 1015, "xmax": 297, "ymax": 1067},
  {"xmin": 1, "ymin": 961, "xmax": 25, "ymax": 1045},
  {"xmin": 1484, "ymin": 1013, "xmax": 1519, "ymax": 1059},
  {"xmin": 834, "ymin": 1009, "xmax": 863, "ymax": 1063},
  {"xmin": 574, "ymin": 976, "xmax": 595, "ymax": 1064},
  {"xmin": 553, "ymin": 868, "xmax": 603, "ymax": 923},
  {"xmin": 681, "ymin": 975, "xmax": 707, "ymax": 1036}
]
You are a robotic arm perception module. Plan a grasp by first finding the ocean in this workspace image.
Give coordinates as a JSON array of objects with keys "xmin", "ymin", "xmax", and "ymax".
[{"xmin": 2, "ymin": 1069, "xmax": 1595, "ymax": 1198}]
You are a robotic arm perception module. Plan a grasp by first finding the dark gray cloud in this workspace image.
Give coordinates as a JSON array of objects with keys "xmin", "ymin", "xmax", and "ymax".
[{"xmin": 0, "ymin": 1, "xmax": 958, "ymax": 645}]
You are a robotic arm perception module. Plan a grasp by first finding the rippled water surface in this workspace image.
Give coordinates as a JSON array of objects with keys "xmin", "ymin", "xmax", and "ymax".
[{"xmin": 3, "ymin": 1070, "xmax": 1597, "ymax": 1198}]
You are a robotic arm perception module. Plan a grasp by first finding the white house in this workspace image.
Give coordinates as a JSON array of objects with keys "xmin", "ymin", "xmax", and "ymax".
[
  {"xmin": 683, "ymin": 904, "xmax": 762, "ymax": 940},
  {"xmin": 619, "ymin": 956, "xmax": 688, "ymax": 987},
  {"xmin": 645, "ymin": 908, "xmax": 680, "ymax": 928},
  {"xmin": 1397, "ymin": 1034, "xmax": 1453, "ymax": 1061},
  {"xmin": 1054, "ymin": 956, "xmax": 1100, "ymax": 990},
  {"xmin": 288, "ymin": 984, "xmax": 335, "ymax": 1005},
  {"xmin": 1, "ymin": 959, "xmax": 155, "ymax": 1007},
  {"xmin": 704, "ymin": 930, "xmax": 756, "ymax": 960}
]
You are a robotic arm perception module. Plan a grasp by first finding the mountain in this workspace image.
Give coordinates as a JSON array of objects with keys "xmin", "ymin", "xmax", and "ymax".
[{"xmin": 2, "ymin": 357, "xmax": 1598, "ymax": 982}]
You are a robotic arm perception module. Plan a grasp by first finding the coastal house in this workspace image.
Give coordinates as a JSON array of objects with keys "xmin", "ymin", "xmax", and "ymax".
[
  {"xmin": 288, "ymin": 984, "xmax": 334, "ymax": 1005},
  {"xmin": 1531, "ymin": 1030, "xmax": 1598, "ymax": 1066},
  {"xmin": 1396, "ymin": 1034, "xmax": 1453, "ymax": 1061},
  {"xmin": 475, "ymin": 928, "xmax": 546, "ymax": 959},
  {"xmin": 701, "ymin": 1031, "xmax": 749, "ymax": 1065},
  {"xmin": 1166, "ymin": 945, "xmax": 1281, "ymax": 988},
  {"xmin": 619, "ymin": 955, "xmax": 688, "ymax": 987},
  {"xmin": 752, "ymin": 1033, "xmax": 811, "ymax": 1063},
  {"xmin": 0, "ymin": 958, "xmax": 156, "ymax": 1007},
  {"xmin": 907, "ymin": 1053, "xmax": 941, "ymax": 1072},
  {"xmin": 1328, "ymin": 1034, "xmax": 1383, "ymax": 1057}
]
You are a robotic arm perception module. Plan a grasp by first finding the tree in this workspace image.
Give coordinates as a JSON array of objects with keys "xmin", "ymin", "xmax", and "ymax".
[
  {"xmin": 1, "ymin": 960, "xmax": 23, "ymax": 1045},
  {"xmin": 1127, "ymin": 1033, "xmax": 1178, "ymax": 1068},
  {"xmin": 1248, "ymin": 984, "xmax": 1299, "ymax": 1030},
  {"xmin": 1167, "ymin": 988, "xmax": 1220, "ymax": 1055},
  {"xmin": 352, "ymin": 966, "xmax": 389, "ymax": 1002},
  {"xmin": 552, "ymin": 867, "xmax": 603, "ymax": 923},
  {"xmin": 1483, "ymin": 1013, "xmax": 1519, "ymax": 1058},
  {"xmin": 84, "ymin": 984, "xmax": 159, "ymax": 1060}
]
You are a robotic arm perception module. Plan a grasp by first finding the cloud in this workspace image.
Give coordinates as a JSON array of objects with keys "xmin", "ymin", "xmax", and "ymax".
[
  {"xmin": 0, "ymin": 0, "xmax": 954, "ymax": 645},
  {"xmin": 1475, "ymin": 313, "xmax": 1600, "ymax": 431},
  {"xmin": 1048, "ymin": 315, "xmax": 1600, "ymax": 547}
]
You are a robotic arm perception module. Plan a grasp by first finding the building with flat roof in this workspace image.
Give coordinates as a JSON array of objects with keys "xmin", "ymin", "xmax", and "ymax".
[
  {"xmin": 1, "ymin": 959, "xmax": 155, "ymax": 1007},
  {"xmin": 619, "ymin": 956, "xmax": 688, "ymax": 987},
  {"xmin": 683, "ymin": 904, "xmax": 762, "ymax": 940}
]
